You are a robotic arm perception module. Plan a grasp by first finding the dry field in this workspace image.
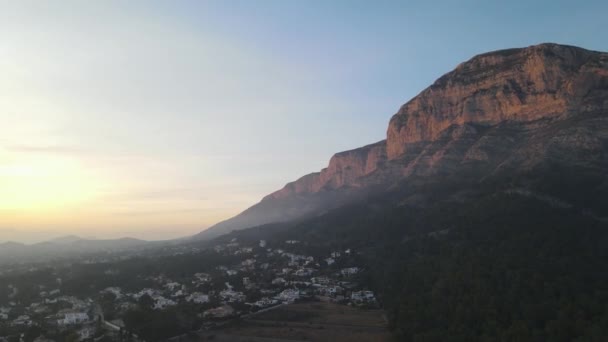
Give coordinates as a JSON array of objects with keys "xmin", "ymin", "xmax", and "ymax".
[{"xmin": 195, "ymin": 301, "xmax": 392, "ymax": 342}]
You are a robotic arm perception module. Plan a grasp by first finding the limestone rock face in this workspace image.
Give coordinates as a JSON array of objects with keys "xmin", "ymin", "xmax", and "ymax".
[
  {"xmin": 387, "ymin": 43, "xmax": 608, "ymax": 158},
  {"xmin": 266, "ymin": 140, "xmax": 387, "ymax": 200},
  {"xmin": 195, "ymin": 43, "xmax": 608, "ymax": 240}
]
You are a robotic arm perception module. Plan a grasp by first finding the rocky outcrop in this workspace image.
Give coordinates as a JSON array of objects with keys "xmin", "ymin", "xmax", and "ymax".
[
  {"xmin": 387, "ymin": 43, "xmax": 608, "ymax": 158},
  {"xmin": 195, "ymin": 43, "xmax": 608, "ymax": 240},
  {"xmin": 265, "ymin": 140, "xmax": 387, "ymax": 200}
]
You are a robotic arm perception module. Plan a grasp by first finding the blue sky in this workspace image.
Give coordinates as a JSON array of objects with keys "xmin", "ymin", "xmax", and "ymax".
[{"xmin": 1, "ymin": 0, "xmax": 607, "ymax": 242}]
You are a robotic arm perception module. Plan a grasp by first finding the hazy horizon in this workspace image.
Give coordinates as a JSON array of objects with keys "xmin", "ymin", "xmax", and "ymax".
[{"xmin": 2, "ymin": 0, "xmax": 607, "ymax": 243}]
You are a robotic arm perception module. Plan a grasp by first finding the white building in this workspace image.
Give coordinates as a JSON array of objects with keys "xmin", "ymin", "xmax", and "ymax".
[
  {"xmin": 259, "ymin": 240, "xmax": 267, "ymax": 248},
  {"xmin": 275, "ymin": 289, "xmax": 299, "ymax": 303},
  {"xmin": 219, "ymin": 289, "xmax": 246, "ymax": 303},
  {"xmin": 102, "ymin": 287, "xmax": 122, "ymax": 298},
  {"xmin": 185, "ymin": 292, "xmax": 209, "ymax": 304},
  {"xmin": 341, "ymin": 267, "xmax": 360, "ymax": 276},
  {"xmin": 351, "ymin": 290, "xmax": 375, "ymax": 303},
  {"xmin": 152, "ymin": 296, "xmax": 177, "ymax": 310},
  {"xmin": 194, "ymin": 273, "xmax": 211, "ymax": 282},
  {"xmin": 0, "ymin": 307, "xmax": 10, "ymax": 320},
  {"xmin": 252, "ymin": 297, "xmax": 279, "ymax": 308},
  {"xmin": 241, "ymin": 259, "xmax": 256, "ymax": 267},
  {"xmin": 295, "ymin": 268, "xmax": 314, "ymax": 277},
  {"xmin": 133, "ymin": 288, "xmax": 158, "ymax": 300},
  {"xmin": 272, "ymin": 277, "xmax": 286, "ymax": 285},
  {"xmin": 13, "ymin": 315, "xmax": 32, "ymax": 326},
  {"xmin": 58, "ymin": 312, "xmax": 89, "ymax": 326},
  {"xmin": 164, "ymin": 282, "xmax": 181, "ymax": 291},
  {"xmin": 311, "ymin": 277, "xmax": 330, "ymax": 285},
  {"xmin": 203, "ymin": 305, "xmax": 234, "ymax": 318}
]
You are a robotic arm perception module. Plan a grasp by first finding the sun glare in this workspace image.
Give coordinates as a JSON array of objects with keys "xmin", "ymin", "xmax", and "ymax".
[{"xmin": 0, "ymin": 155, "xmax": 97, "ymax": 212}]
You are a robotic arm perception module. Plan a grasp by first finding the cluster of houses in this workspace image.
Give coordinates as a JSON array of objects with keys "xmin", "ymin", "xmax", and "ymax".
[
  {"xmin": 1, "ymin": 237, "xmax": 377, "ymax": 341},
  {"xmin": 0, "ymin": 289, "xmax": 98, "ymax": 341},
  {"xmin": 90, "ymin": 237, "xmax": 376, "ymax": 322}
]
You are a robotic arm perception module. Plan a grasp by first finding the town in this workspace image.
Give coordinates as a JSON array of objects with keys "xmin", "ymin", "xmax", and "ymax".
[{"xmin": 0, "ymin": 236, "xmax": 379, "ymax": 341}]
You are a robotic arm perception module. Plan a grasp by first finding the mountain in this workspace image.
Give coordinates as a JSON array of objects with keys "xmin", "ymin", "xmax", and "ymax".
[
  {"xmin": 45, "ymin": 235, "xmax": 87, "ymax": 244},
  {"xmin": 0, "ymin": 237, "xmax": 149, "ymax": 265},
  {"xmin": 196, "ymin": 43, "xmax": 608, "ymax": 240},
  {"xmin": 0, "ymin": 241, "xmax": 26, "ymax": 251}
]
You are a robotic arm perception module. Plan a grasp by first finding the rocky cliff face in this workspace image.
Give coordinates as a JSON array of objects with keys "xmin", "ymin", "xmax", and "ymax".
[
  {"xmin": 387, "ymin": 43, "xmax": 608, "ymax": 158},
  {"xmin": 195, "ymin": 43, "xmax": 608, "ymax": 240},
  {"xmin": 265, "ymin": 140, "xmax": 387, "ymax": 200}
]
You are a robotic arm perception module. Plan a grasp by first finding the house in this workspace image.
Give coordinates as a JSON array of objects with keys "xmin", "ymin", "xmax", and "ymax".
[
  {"xmin": 133, "ymin": 288, "xmax": 158, "ymax": 300},
  {"xmin": 185, "ymin": 292, "xmax": 209, "ymax": 304},
  {"xmin": 331, "ymin": 251, "xmax": 341, "ymax": 258},
  {"xmin": 317, "ymin": 285, "xmax": 343, "ymax": 297},
  {"xmin": 294, "ymin": 268, "xmax": 314, "ymax": 277},
  {"xmin": 219, "ymin": 289, "xmax": 246, "ymax": 303},
  {"xmin": 252, "ymin": 297, "xmax": 278, "ymax": 308},
  {"xmin": 12, "ymin": 315, "xmax": 32, "ymax": 326},
  {"xmin": 272, "ymin": 277, "xmax": 286, "ymax": 285},
  {"xmin": 203, "ymin": 305, "xmax": 234, "ymax": 318},
  {"xmin": 101, "ymin": 287, "xmax": 122, "ymax": 298},
  {"xmin": 155, "ymin": 295, "xmax": 172, "ymax": 307},
  {"xmin": 164, "ymin": 282, "xmax": 181, "ymax": 291},
  {"xmin": 259, "ymin": 240, "xmax": 267, "ymax": 248},
  {"xmin": 0, "ymin": 307, "xmax": 10, "ymax": 320},
  {"xmin": 194, "ymin": 273, "xmax": 211, "ymax": 282},
  {"xmin": 275, "ymin": 289, "xmax": 299, "ymax": 303},
  {"xmin": 29, "ymin": 302, "xmax": 50, "ymax": 314},
  {"xmin": 311, "ymin": 277, "xmax": 330, "ymax": 285},
  {"xmin": 341, "ymin": 267, "xmax": 360, "ymax": 276},
  {"xmin": 241, "ymin": 259, "xmax": 255, "ymax": 267},
  {"xmin": 325, "ymin": 258, "xmax": 335, "ymax": 265},
  {"xmin": 285, "ymin": 240, "xmax": 300, "ymax": 244},
  {"xmin": 57, "ymin": 312, "xmax": 89, "ymax": 326},
  {"xmin": 351, "ymin": 290, "xmax": 375, "ymax": 303},
  {"xmin": 226, "ymin": 269, "xmax": 238, "ymax": 276},
  {"xmin": 152, "ymin": 296, "xmax": 177, "ymax": 310}
]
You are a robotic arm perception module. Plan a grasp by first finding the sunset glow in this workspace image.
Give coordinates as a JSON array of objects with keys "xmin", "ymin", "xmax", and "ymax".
[{"xmin": 0, "ymin": 154, "xmax": 97, "ymax": 212}]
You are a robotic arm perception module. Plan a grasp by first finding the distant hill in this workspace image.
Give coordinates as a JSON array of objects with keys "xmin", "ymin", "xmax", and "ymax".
[
  {"xmin": 45, "ymin": 235, "xmax": 87, "ymax": 244},
  {"xmin": 0, "ymin": 236, "xmax": 149, "ymax": 264}
]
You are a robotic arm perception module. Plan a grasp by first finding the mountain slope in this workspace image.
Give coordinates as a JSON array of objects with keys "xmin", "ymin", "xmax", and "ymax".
[{"xmin": 195, "ymin": 43, "xmax": 608, "ymax": 240}]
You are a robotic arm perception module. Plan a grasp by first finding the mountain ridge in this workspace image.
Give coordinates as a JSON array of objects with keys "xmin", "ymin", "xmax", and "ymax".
[{"xmin": 195, "ymin": 43, "xmax": 608, "ymax": 240}]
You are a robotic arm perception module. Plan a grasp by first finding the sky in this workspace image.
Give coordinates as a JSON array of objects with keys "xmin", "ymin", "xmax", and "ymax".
[{"xmin": 1, "ymin": 0, "xmax": 607, "ymax": 243}]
